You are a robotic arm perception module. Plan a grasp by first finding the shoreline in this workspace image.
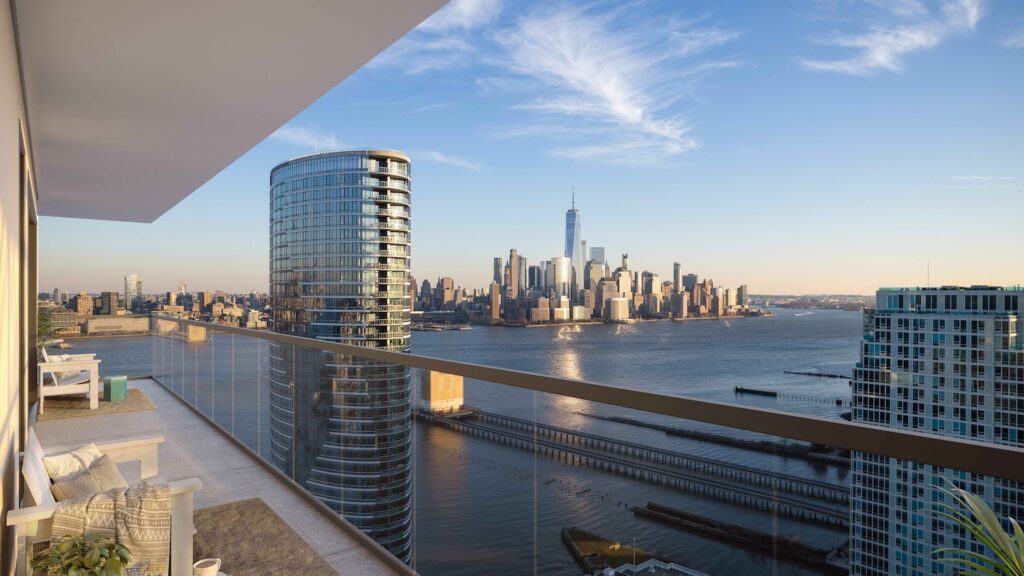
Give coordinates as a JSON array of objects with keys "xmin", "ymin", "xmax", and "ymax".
[{"xmin": 485, "ymin": 311, "xmax": 773, "ymax": 329}]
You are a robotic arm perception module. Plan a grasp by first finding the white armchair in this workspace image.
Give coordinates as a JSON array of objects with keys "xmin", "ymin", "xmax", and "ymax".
[
  {"xmin": 8, "ymin": 429, "xmax": 202, "ymax": 576},
  {"xmin": 37, "ymin": 347, "xmax": 101, "ymax": 414}
]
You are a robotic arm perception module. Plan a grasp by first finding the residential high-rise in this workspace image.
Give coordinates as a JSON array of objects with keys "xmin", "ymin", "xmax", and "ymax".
[
  {"xmin": 269, "ymin": 150, "xmax": 413, "ymax": 562},
  {"xmin": 564, "ymin": 192, "xmax": 582, "ymax": 298},
  {"xmin": 124, "ymin": 273, "xmax": 142, "ymax": 312},
  {"xmin": 489, "ymin": 282, "xmax": 501, "ymax": 322},
  {"xmin": 737, "ymin": 284, "xmax": 749, "ymax": 307},
  {"xmin": 673, "ymin": 263, "xmax": 681, "ymax": 293},
  {"xmin": 589, "ymin": 246, "xmax": 606, "ymax": 266},
  {"xmin": 52, "ymin": 287, "xmax": 59, "ymax": 302},
  {"xmin": 850, "ymin": 287, "xmax": 1024, "ymax": 576}
]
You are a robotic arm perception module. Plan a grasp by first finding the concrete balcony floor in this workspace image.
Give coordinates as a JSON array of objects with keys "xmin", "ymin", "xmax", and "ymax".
[{"xmin": 32, "ymin": 378, "xmax": 399, "ymax": 576}]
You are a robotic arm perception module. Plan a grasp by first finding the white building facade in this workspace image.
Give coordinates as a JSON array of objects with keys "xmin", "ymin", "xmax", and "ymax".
[{"xmin": 850, "ymin": 287, "xmax": 1024, "ymax": 575}]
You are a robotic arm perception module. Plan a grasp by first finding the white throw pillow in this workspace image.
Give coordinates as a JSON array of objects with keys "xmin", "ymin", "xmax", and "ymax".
[{"xmin": 42, "ymin": 443, "xmax": 103, "ymax": 482}]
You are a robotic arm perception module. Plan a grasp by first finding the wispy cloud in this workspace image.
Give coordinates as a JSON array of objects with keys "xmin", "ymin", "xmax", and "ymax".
[
  {"xmin": 946, "ymin": 175, "xmax": 1016, "ymax": 180},
  {"xmin": 491, "ymin": 5, "xmax": 739, "ymax": 164},
  {"xmin": 418, "ymin": 0, "xmax": 502, "ymax": 33},
  {"xmin": 947, "ymin": 175, "xmax": 1019, "ymax": 190},
  {"xmin": 414, "ymin": 150, "xmax": 481, "ymax": 171},
  {"xmin": 1003, "ymin": 29, "xmax": 1024, "ymax": 49},
  {"xmin": 270, "ymin": 125, "xmax": 343, "ymax": 150},
  {"xmin": 800, "ymin": 0, "xmax": 982, "ymax": 75},
  {"xmin": 370, "ymin": 0, "xmax": 501, "ymax": 74}
]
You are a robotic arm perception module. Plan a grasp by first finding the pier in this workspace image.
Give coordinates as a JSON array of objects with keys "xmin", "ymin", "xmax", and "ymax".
[
  {"xmin": 784, "ymin": 370, "xmax": 851, "ymax": 380},
  {"xmin": 633, "ymin": 502, "xmax": 848, "ymax": 574},
  {"xmin": 574, "ymin": 412, "xmax": 850, "ymax": 467},
  {"xmin": 735, "ymin": 386, "xmax": 849, "ymax": 406},
  {"xmin": 417, "ymin": 409, "xmax": 850, "ymax": 528}
]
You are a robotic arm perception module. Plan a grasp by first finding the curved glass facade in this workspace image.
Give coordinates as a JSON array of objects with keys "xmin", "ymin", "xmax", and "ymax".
[{"xmin": 268, "ymin": 150, "xmax": 412, "ymax": 561}]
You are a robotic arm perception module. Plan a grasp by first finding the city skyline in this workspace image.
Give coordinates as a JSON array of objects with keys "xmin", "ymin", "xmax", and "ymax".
[{"xmin": 37, "ymin": 0, "xmax": 1024, "ymax": 294}]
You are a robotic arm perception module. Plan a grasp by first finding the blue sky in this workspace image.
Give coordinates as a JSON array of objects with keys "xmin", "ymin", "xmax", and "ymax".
[{"xmin": 40, "ymin": 0, "xmax": 1024, "ymax": 295}]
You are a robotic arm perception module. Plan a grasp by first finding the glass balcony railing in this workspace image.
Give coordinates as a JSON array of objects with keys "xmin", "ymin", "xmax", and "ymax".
[{"xmin": 68, "ymin": 317, "xmax": 1022, "ymax": 576}]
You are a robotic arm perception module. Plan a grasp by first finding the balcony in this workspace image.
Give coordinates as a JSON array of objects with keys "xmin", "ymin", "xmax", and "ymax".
[
  {"xmin": 23, "ymin": 316, "xmax": 1022, "ymax": 576},
  {"xmin": 30, "ymin": 378, "xmax": 402, "ymax": 576}
]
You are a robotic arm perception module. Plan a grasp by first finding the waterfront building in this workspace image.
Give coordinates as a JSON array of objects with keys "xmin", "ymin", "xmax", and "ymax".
[
  {"xmin": 552, "ymin": 307, "xmax": 570, "ymax": 321},
  {"xmin": 532, "ymin": 296, "xmax": 550, "ymax": 323},
  {"xmin": 850, "ymin": 286, "xmax": 1024, "ymax": 576},
  {"xmin": 724, "ymin": 288, "xmax": 734, "ymax": 309},
  {"xmin": 673, "ymin": 262, "xmax": 681, "ymax": 294},
  {"xmin": 737, "ymin": 284, "xmax": 749, "ymax": 307},
  {"xmin": 493, "ymin": 257, "xmax": 503, "ymax": 285},
  {"xmin": 489, "ymin": 282, "xmax": 501, "ymax": 322},
  {"xmin": 607, "ymin": 297, "xmax": 630, "ymax": 321},
  {"xmin": 644, "ymin": 293, "xmax": 660, "ymax": 315},
  {"xmin": 52, "ymin": 287, "xmax": 59, "ymax": 302},
  {"xmin": 99, "ymin": 291, "xmax": 118, "ymax": 315},
  {"xmin": 436, "ymin": 277, "xmax": 455, "ymax": 308},
  {"xmin": 419, "ymin": 370, "xmax": 463, "ymax": 414},
  {"xmin": 565, "ymin": 194, "xmax": 583, "ymax": 297},
  {"xmin": 589, "ymin": 246, "xmax": 606, "ymax": 265},
  {"xmin": 269, "ymin": 150, "xmax": 413, "ymax": 561},
  {"xmin": 124, "ymin": 273, "xmax": 143, "ymax": 312}
]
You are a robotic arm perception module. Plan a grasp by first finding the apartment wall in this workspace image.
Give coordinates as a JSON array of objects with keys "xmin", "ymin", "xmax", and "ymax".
[{"xmin": 0, "ymin": 1, "xmax": 25, "ymax": 573}]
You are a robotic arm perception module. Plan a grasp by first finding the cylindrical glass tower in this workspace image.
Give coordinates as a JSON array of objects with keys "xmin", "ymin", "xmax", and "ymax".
[{"xmin": 268, "ymin": 150, "xmax": 412, "ymax": 561}]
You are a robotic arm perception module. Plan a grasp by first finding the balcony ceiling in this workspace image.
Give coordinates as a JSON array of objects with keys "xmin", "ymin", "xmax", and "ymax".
[{"xmin": 15, "ymin": 0, "xmax": 446, "ymax": 222}]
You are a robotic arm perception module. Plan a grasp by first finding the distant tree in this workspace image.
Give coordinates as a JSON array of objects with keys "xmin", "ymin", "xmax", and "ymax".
[{"xmin": 36, "ymin": 302, "xmax": 56, "ymax": 349}]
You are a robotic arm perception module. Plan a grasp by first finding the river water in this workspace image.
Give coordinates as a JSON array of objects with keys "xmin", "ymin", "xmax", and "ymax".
[{"xmin": 68, "ymin": 308, "xmax": 862, "ymax": 575}]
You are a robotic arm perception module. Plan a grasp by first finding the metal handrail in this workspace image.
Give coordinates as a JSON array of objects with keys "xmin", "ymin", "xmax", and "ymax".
[{"xmin": 149, "ymin": 315, "xmax": 1024, "ymax": 482}]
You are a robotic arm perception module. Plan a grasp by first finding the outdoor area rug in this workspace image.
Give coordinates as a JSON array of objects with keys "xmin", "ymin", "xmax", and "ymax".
[
  {"xmin": 193, "ymin": 498, "xmax": 337, "ymax": 576},
  {"xmin": 38, "ymin": 388, "xmax": 156, "ymax": 421}
]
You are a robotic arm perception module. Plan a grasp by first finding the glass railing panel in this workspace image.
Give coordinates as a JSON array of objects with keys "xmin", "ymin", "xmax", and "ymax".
[{"xmin": 123, "ymin": 318, "xmax": 1023, "ymax": 576}]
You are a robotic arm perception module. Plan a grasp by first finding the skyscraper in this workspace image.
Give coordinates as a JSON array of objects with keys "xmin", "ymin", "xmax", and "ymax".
[
  {"xmin": 493, "ymin": 257, "xmax": 504, "ymax": 286},
  {"xmin": 850, "ymin": 287, "xmax": 1024, "ymax": 576},
  {"xmin": 551, "ymin": 255, "xmax": 571, "ymax": 300},
  {"xmin": 508, "ymin": 249, "xmax": 521, "ymax": 300},
  {"xmin": 672, "ymin": 263, "xmax": 681, "ymax": 294},
  {"xmin": 268, "ymin": 150, "xmax": 413, "ymax": 562},
  {"xmin": 589, "ymin": 246, "xmax": 606, "ymax": 266},
  {"xmin": 124, "ymin": 273, "xmax": 142, "ymax": 312},
  {"xmin": 564, "ymin": 192, "xmax": 582, "ymax": 298}
]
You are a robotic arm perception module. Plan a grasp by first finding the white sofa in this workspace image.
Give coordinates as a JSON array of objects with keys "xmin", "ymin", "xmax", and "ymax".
[
  {"xmin": 7, "ymin": 429, "xmax": 202, "ymax": 576},
  {"xmin": 37, "ymin": 348, "xmax": 101, "ymax": 414}
]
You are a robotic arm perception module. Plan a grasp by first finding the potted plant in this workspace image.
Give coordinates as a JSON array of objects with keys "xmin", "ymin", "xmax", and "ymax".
[
  {"xmin": 30, "ymin": 533, "xmax": 132, "ymax": 576},
  {"xmin": 934, "ymin": 482, "xmax": 1023, "ymax": 576}
]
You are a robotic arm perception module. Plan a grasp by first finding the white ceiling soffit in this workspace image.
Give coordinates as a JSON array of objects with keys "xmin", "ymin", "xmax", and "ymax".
[{"xmin": 17, "ymin": 0, "xmax": 447, "ymax": 222}]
